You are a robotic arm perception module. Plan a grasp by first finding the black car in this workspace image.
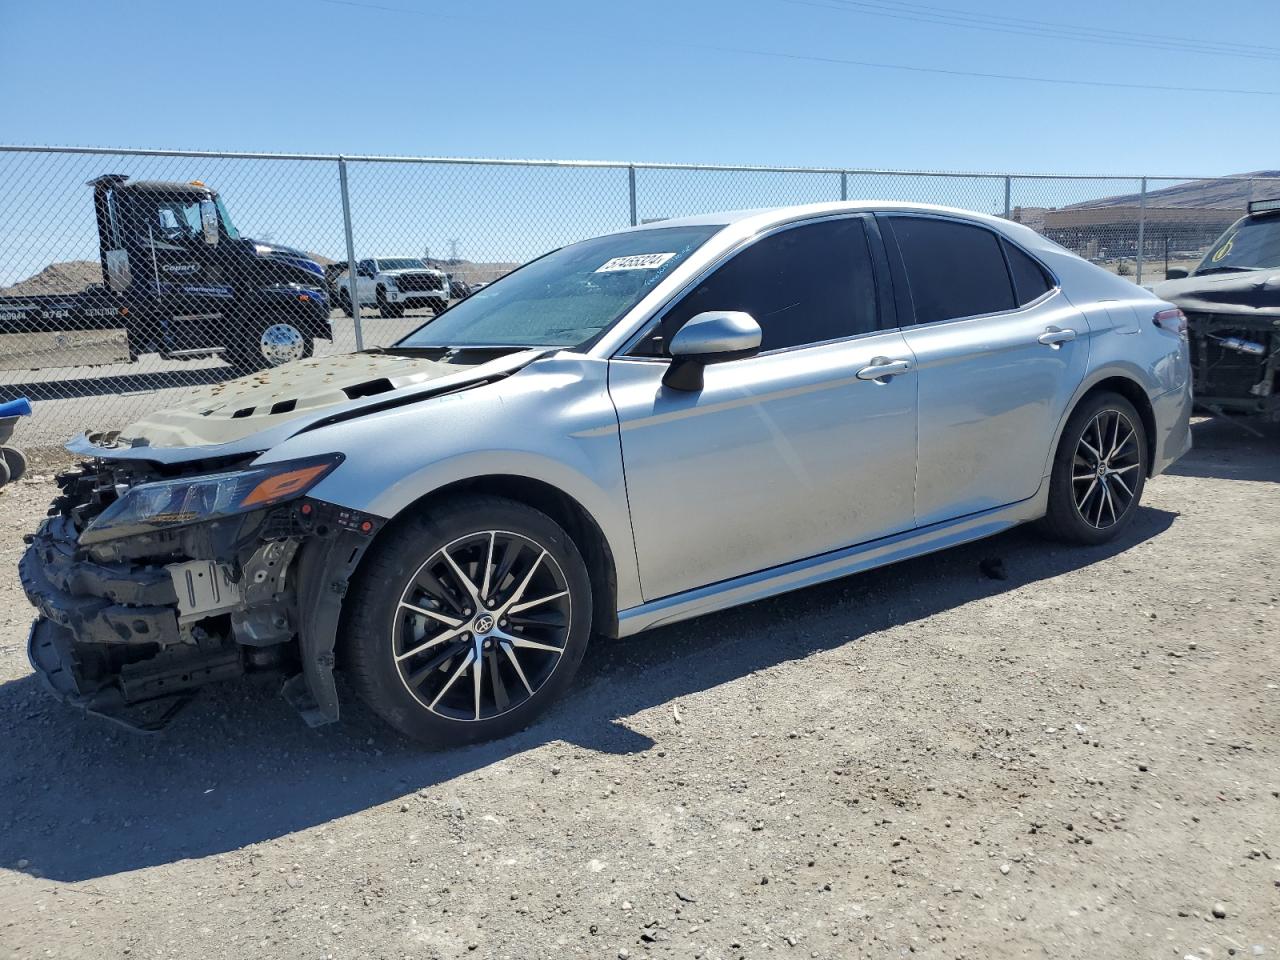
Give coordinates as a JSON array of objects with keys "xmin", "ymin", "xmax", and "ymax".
[{"xmin": 1155, "ymin": 198, "xmax": 1280, "ymax": 420}]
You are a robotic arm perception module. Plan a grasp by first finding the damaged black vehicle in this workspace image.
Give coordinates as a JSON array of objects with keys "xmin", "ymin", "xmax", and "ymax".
[{"xmin": 1155, "ymin": 198, "xmax": 1280, "ymax": 421}]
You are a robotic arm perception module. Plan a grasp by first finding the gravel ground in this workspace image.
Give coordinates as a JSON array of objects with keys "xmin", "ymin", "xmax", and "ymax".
[{"xmin": 0, "ymin": 419, "xmax": 1277, "ymax": 960}]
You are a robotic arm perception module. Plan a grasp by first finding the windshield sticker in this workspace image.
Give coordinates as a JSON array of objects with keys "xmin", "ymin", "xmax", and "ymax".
[{"xmin": 595, "ymin": 252, "xmax": 677, "ymax": 273}]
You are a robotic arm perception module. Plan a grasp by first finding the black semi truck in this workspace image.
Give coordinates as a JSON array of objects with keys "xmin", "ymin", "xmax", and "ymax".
[{"xmin": 0, "ymin": 175, "xmax": 331, "ymax": 373}]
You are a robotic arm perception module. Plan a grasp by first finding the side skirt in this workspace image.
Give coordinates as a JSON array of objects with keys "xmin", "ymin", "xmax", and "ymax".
[{"xmin": 615, "ymin": 484, "xmax": 1049, "ymax": 638}]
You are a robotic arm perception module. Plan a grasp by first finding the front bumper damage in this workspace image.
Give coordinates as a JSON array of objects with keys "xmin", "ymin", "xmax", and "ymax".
[{"xmin": 19, "ymin": 465, "xmax": 382, "ymax": 731}]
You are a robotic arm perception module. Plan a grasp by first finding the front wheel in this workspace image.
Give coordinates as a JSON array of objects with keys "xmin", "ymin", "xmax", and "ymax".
[
  {"xmin": 1038, "ymin": 391, "xmax": 1148, "ymax": 544},
  {"xmin": 376, "ymin": 286, "xmax": 405, "ymax": 319},
  {"xmin": 225, "ymin": 319, "xmax": 314, "ymax": 373},
  {"xmin": 342, "ymin": 496, "xmax": 592, "ymax": 746}
]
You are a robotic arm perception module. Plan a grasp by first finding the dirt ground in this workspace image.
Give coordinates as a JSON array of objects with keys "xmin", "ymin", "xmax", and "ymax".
[{"xmin": 0, "ymin": 419, "xmax": 1276, "ymax": 960}]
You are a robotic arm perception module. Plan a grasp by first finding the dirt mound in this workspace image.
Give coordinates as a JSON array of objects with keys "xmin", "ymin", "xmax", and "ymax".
[{"xmin": 1, "ymin": 261, "xmax": 103, "ymax": 298}]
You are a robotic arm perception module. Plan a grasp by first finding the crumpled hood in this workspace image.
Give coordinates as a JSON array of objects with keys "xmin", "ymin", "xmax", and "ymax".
[
  {"xmin": 70, "ymin": 349, "xmax": 547, "ymax": 463},
  {"xmin": 1154, "ymin": 268, "xmax": 1280, "ymax": 318}
]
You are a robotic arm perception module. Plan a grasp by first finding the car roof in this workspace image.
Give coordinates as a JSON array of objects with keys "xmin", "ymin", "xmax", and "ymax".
[{"xmin": 621, "ymin": 200, "xmax": 1012, "ymax": 234}]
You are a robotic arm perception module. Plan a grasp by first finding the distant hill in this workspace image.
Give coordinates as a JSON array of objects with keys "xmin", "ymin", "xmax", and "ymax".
[{"xmin": 1069, "ymin": 171, "xmax": 1280, "ymax": 209}]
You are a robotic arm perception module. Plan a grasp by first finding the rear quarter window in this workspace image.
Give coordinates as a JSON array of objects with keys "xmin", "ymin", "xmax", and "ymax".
[{"xmin": 1002, "ymin": 238, "xmax": 1054, "ymax": 305}]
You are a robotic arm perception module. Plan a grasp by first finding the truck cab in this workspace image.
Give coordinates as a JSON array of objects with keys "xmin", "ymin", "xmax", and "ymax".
[{"xmin": 89, "ymin": 174, "xmax": 333, "ymax": 369}]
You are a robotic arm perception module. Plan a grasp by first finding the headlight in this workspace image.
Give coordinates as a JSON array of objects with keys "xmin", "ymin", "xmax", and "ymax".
[{"xmin": 79, "ymin": 454, "xmax": 343, "ymax": 545}]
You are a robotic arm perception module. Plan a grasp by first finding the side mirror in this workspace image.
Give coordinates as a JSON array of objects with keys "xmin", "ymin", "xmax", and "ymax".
[
  {"xmin": 199, "ymin": 199, "xmax": 219, "ymax": 247},
  {"xmin": 1165, "ymin": 268, "xmax": 1188, "ymax": 280},
  {"xmin": 662, "ymin": 311, "xmax": 762, "ymax": 391}
]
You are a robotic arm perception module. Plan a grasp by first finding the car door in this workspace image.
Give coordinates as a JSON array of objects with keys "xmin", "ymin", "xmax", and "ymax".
[
  {"xmin": 356, "ymin": 259, "xmax": 377, "ymax": 305},
  {"xmin": 879, "ymin": 214, "xmax": 1089, "ymax": 526},
  {"xmin": 609, "ymin": 215, "xmax": 920, "ymax": 602}
]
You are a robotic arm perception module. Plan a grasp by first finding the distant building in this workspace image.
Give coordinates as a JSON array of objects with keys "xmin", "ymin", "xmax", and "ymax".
[{"xmin": 1040, "ymin": 205, "xmax": 1240, "ymax": 260}]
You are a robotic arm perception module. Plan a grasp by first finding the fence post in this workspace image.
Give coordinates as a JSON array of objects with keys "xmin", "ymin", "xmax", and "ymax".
[
  {"xmin": 1003, "ymin": 176, "xmax": 1011, "ymax": 219},
  {"xmin": 338, "ymin": 157, "xmax": 363, "ymax": 351},
  {"xmin": 628, "ymin": 165, "xmax": 638, "ymax": 227},
  {"xmin": 1135, "ymin": 176, "xmax": 1147, "ymax": 286},
  {"xmin": 840, "ymin": 171, "xmax": 848, "ymax": 202}
]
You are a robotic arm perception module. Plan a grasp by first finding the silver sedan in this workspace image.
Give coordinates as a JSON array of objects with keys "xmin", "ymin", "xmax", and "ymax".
[{"xmin": 22, "ymin": 202, "xmax": 1193, "ymax": 744}]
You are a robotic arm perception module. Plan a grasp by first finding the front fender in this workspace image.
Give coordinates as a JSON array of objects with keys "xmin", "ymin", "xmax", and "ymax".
[{"xmin": 258, "ymin": 356, "xmax": 643, "ymax": 611}]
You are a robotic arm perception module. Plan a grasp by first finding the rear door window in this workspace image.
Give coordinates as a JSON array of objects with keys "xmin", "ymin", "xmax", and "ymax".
[
  {"xmin": 637, "ymin": 217, "xmax": 880, "ymax": 355},
  {"xmin": 885, "ymin": 216, "xmax": 1016, "ymax": 325}
]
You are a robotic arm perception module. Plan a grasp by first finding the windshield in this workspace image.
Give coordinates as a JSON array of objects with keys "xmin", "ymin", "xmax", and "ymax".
[
  {"xmin": 1197, "ymin": 216, "xmax": 1280, "ymax": 273},
  {"xmin": 378, "ymin": 258, "xmax": 428, "ymax": 271},
  {"xmin": 396, "ymin": 225, "xmax": 722, "ymax": 350}
]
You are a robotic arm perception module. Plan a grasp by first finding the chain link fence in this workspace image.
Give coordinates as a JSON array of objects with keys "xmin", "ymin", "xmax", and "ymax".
[{"xmin": 2, "ymin": 144, "xmax": 1276, "ymax": 447}]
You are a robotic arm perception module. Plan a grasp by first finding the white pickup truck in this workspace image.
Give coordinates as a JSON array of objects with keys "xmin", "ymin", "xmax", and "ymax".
[{"xmin": 335, "ymin": 257, "xmax": 450, "ymax": 318}]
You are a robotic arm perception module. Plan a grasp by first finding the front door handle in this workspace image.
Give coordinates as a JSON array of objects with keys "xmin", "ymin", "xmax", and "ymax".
[
  {"xmin": 1038, "ymin": 327, "xmax": 1077, "ymax": 347},
  {"xmin": 856, "ymin": 357, "xmax": 913, "ymax": 382}
]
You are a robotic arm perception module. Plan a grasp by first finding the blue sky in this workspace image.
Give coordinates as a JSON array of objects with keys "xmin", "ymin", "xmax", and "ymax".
[{"xmin": 2, "ymin": 0, "xmax": 1278, "ymax": 175}]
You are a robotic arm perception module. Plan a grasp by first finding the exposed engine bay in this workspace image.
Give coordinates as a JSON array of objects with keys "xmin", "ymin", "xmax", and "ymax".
[{"xmin": 20, "ymin": 454, "xmax": 382, "ymax": 730}]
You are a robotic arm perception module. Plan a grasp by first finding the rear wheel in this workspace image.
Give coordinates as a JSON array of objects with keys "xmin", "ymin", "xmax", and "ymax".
[
  {"xmin": 342, "ymin": 496, "xmax": 592, "ymax": 746},
  {"xmin": 1039, "ymin": 391, "xmax": 1148, "ymax": 544},
  {"xmin": 339, "ymin": 289, "xmax": 354, "ymax": 318}
]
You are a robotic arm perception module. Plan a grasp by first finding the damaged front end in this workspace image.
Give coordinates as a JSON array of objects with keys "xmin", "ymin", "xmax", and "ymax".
[{"xmin": 20, "ymin": 454, "xmax": 381, "ymax": 731}]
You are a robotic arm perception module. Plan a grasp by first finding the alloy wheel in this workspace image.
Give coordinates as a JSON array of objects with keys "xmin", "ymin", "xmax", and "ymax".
[
  {"xmin": 1071, "ymin": 408, "xmax": 1141, "ymax": 529},
  {"xmin": 391, "ymin": 530, "xmax": 572, "ymax": 722}
]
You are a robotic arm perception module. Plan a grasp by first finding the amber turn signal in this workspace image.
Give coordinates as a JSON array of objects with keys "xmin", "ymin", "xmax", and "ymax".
[{"xmin": 240, "ymin": 464, "xmax": 331, "ymax": 508}]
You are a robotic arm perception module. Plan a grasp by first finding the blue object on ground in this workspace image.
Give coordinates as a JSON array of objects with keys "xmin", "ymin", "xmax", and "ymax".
[{"xmin": 0, "ymin": 398, "xmax": 33, "ymax": 419}]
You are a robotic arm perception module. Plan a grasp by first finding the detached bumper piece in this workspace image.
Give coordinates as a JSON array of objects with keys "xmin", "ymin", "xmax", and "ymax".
[{"xmin": 19, "ymin": 515, "xmax": 244, "ymax": 732}]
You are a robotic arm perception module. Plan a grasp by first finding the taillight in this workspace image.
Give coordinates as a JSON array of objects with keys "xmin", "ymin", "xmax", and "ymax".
[{"xmin": 1153, "ymin": 308, "xmax": 1187, "ymax": 339}]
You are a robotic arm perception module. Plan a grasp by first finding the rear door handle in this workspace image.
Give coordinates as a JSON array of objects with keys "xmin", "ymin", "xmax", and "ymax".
[
  {"xmin": 1038, "ymin": 327, "xmax": 1077, "ymax": 347},
  {"xmin": 856, "ymin": 357, "xmax": 913, "ymax": 382}
]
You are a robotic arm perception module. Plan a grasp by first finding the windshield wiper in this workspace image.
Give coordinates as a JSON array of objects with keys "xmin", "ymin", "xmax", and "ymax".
[{"xmin": 1194, "ymin": 265, "xmax": 1264, "ymax": 275}]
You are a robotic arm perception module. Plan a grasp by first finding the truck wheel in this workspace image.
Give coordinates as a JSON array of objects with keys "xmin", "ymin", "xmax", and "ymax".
[
  {"xmin": 342, "ymin": 495, "xmax": 592, "ymax": 746},
  {"xmin": 339, "ymin": 289, "xmax": 354, "ymax": 318},
  {"xmin": 226, "ymin": 321, "xmax": 314, "ymax": 373},
  {"xmin": 377, "ymin": 287, "xmax": 405, "ymax": 319},
  {"xmin": 0, "ymin": 446, "xmax": 27, "ymax": 484}
]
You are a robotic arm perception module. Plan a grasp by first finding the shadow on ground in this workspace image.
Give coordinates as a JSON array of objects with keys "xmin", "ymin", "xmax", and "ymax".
[
  {"xmin": 0, "ymin": 503, "xmax": 1177, "ymax": 882},
  {"xmin": 1164, "ymin": 416, "xmax": 1280, "ymax": 483}
]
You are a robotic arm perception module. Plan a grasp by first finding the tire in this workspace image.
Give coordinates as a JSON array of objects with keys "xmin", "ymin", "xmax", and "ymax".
[
  {"xmin": 0, "ymin": 446, "xmax": 27, "ymax": 484},
  {"xmin": 339, "ymin": 289, "xmax": 354, "ymax": 318},
  {"xmin": 225, "ymin": 325, "xmax": 314, "ymax": 373},
  {"xmin": 342, "ymin": 495, "xmax": 593, "ymax": 746},
  {"xmin": 1038, "ymin": 391, "xmax": 1148, "ymax": 545},
  {"xmin": 0, "ymin": 457, "xmax": 9, "ymax": 489},
  {"xmin": 377, "ymin": 286, "xmax": 404, "ymax": 319}
]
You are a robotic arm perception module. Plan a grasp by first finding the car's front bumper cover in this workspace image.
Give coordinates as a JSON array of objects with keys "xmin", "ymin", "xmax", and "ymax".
[{"xmin": 19, "ymin": 494, "xmax": 384, "ymax": 731}]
